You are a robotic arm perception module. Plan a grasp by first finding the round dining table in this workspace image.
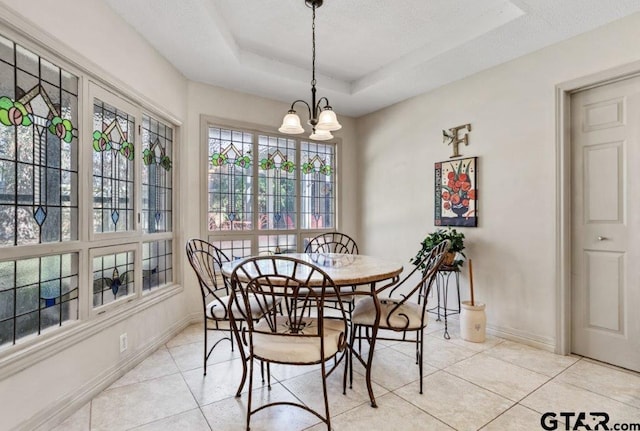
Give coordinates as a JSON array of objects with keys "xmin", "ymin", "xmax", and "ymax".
[
  {"xmin": 221, "ymin": 252, "xmax": 404, "ymax": 407},
  {"xmin": 222, "ymin": 252, "xmax": 403, "ymax": 290}
]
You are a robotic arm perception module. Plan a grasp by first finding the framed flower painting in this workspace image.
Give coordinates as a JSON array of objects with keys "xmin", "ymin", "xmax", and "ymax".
[{"xmin": 434, "ymin": 157, "xmax": 477, "ymax": 227}]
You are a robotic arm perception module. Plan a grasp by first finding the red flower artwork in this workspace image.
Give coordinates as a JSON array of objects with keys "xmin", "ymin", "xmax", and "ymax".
[{"xmin": 436, "ymin": 158, "xmax": 476, "ymax": 226}]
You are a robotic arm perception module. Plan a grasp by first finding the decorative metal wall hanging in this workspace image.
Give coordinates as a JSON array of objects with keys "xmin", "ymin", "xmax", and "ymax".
[{"xmin": 443, "ymin": 123, "xmax": 471, "ymax": 158}]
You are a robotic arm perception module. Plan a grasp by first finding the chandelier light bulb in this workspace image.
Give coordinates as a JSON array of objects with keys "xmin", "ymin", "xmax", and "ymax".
[
  {"xmin": 279, "ymin": 111, "xmax": 305, "ymax": 134},
  {"xmin": 309, "ymin": 128, "xmax": 333, "ymax": 141},
  {"xmin": 315, "ymin": 107, "xmax": 342, "ymax": 131}
]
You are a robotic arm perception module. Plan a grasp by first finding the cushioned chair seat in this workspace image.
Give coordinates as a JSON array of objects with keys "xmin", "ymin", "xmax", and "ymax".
[
  {"xmin": 207, "ymin": 295, "xmax": 278, "ymax": 320},
  {"xmin": 252, "ymin": 317, "xmax": 346, "ymax": 363},
  {"xmin": 351, "ymin": 296, "xmax": 425, "ymax": 330}
]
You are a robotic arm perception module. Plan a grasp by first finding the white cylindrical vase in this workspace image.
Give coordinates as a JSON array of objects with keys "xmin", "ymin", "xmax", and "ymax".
[{"xmin": 460, "ymin": 301, "xmax": 486, "ymax": 343}]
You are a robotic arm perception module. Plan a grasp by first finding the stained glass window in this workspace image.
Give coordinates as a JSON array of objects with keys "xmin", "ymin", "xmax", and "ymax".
[
  {"xmin": 258, "ymin": 135, "xmax": 297, "ymax": 230},
  {"xmin": 301, "ymin": 141, "xmax": 334, "ymax": 229},
  {"xmin": 92, "ymin": 250, "xmax": 135, "ymax": 308},
  {"xmin": 0, "ymin": 34, "xmax": 79, "ymax": 246},
  {"xmin": 142, "ymin": 239, "xmax": 172, "ymax": 292},
  {"xmin": 0, "ymin": 253, "xmax": 79, "ymax": 347},
  {"xmin": 141, "ymin": 115, "xmax": 172, "ymax": 233},
  {"xmin": 208, "ymin": 237, "xmax": 251, "ymax": 261},
  {"xmin": 0, "ymin": 29, "xmax": 179, "ymax": 351},
  {"xmin": 258, "ymin": 234, "xmax": 297, "ymax": 255},
  {"xmin": 208, "ymin": 127, "xmax": 253, "ymax": 231},
  {"xmin": 0, "ymin": 34, "xmax": 80, "ymax": 347},
  {"xmin": 92, "ymin": 99, "xmax": 135, "ymax": 233},
  {"xmin": 206, "ymin": 123, "xmax": 337, "ymax": 255}
]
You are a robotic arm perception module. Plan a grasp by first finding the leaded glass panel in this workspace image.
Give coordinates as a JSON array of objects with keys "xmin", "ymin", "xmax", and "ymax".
[
  {"xmin": 0, "ymin": 253, "xmax": 79, "ymax": 347},
  {"xmin": 206, "ymin": 123, "xmax": 337, "ymax": 256},
  {"xmin": 92, "ymin": 99, "xmax": 135, "ymax": 233},
  {"xmin": 142, "ymin": 239, "xmax": 172, "ymax": 292},
  {"xmin": 0, "ymin": 38, "xmax": 78, "ymax": 246},
  {"xmin": 0, "ymin": 34, "xmax": 13, "ymax": 65},
  {"xmin": 208, "ymin": 237, "xmax": 251, "ymax": 261},
  {"xmin": 258, "ymin": 234, "xmax": 297, "ymax": 255},
  {"xmin": 92, "ymin": 250, "xmax": 134, "ymax": 308},
  {"xmin": 258, "ymin": 135, "xmax": 296, "ymax": 230},
  {"xmin": 207, "ymin": 127, "xmax": 253, "ymax": 231},
  {"xmin": 141, "ymin": 115, "xmax": 172, "ymax": 233},
  {"xmin": 301, "ymin": 141, "xmax": 335, "ymax": 229}
]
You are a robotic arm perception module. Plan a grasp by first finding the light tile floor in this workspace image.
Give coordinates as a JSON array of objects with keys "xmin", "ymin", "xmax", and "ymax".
[{"xmin": 51, "ymin": 319, "xmax": 640, "ymax": 431}]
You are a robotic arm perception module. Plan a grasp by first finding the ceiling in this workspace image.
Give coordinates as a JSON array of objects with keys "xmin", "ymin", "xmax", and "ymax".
[{"xmin": 103, "ymin": 0, "xmax": 640, "ymax": 118}]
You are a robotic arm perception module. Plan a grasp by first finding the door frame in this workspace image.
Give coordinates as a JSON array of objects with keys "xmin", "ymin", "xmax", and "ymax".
[{"xmin": 555, "ymin": 60, "xmax": 640, "ymax": 355}]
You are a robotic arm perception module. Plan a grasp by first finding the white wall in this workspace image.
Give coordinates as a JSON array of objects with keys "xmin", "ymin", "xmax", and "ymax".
[
  {"xmin": 0, "ymin": 1, "xmax": 190, "ymax": 430},
  {"xmin": 2, "ymin": 0, "xmax": 188, "ymax": 117},
  {"xmin": 356, "ymin": 12, "xmax": 640, "ymax": 348}
]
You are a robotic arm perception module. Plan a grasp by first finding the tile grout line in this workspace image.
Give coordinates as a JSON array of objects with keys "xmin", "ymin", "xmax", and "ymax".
[{"xmin": 546, "ymin": 357, "xmax": 640, "ymax": 411}]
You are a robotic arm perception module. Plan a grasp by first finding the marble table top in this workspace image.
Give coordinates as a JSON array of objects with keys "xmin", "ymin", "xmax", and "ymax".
[{"xmin": 221, "ymin": 253, "xmax": 403, "ymax": 288}]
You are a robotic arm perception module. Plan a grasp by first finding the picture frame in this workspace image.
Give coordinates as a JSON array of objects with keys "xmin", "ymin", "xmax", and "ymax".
[{"xmin": 434, "ymin": 156, "xmax": 477, "ymax": 227}]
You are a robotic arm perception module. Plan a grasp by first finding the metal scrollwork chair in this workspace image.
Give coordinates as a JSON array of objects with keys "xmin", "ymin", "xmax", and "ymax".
[
  {"xmin": 229, "ymin": 256, "xmax": 349, "ymax": 431},
  {"xmin": 305, "ymin": 232, "xmax": 359, "ymax": 315},
  {"xmin": 186, "ymin": 239, "xmax": 279, "ymax": 376},
  {"xmin": 350, "ymin": 239, "xmax": 450, "ymax": 394},
  {"xmin": 304, "ymin": 232, "xmax": 359, "ymax": 255}
]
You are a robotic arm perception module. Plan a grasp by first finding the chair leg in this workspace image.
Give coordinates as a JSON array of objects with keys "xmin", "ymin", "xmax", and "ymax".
[
  {"xmin": 267, "ymin": 362, "xmax": 272, "ymax": 390},
  {"xmin": 203, "ymin": 320, "xmax": 208, "ymax": 376},
  {"xmin": 365, "ymin": 324, "xmax": 379, "ymax": 408},
  {"xmin": 343, "ymin": 350, "xmax": 348, "ymax": 395},
  {"xmin": 349, "ymin": 324, "xmax": 357, "ymax": 389},
  {"xmin": 233, "ymin": 320, "xmax": 248, "ymax": 397},
  {"xmin": 419, "ymin": 329, "xmax": 424, "ymax": 395},
  {"xmin": 321, "ymin": 360, "xmax": 331, "ymax": 430},
  {"xmin": 246, "ymin": 357, "xmax": 254, "ymax": 431},
  {"xmin": 230, "ymin": 325, "xmax": 235, "ymax": 352}
]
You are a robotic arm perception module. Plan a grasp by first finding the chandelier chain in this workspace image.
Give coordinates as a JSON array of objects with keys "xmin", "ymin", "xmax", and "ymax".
[
  {"xmin": 278, "ymin": 0, "xmax": 340, "ymax": 140},
  {"xmin": 311, "ymin": 4, "xmax": 316, "ymax": 87}
]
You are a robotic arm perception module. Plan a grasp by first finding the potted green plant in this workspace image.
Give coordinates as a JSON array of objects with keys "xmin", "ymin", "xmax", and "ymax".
[{"xmin": 410, "ymin": 228, "xmax": 466, "ymax": 270}]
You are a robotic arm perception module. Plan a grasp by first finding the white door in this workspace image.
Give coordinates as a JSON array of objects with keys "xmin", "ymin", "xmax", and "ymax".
[{"xmin": 571, "ymin": 76, "xmax": 640, "ymax": 372}]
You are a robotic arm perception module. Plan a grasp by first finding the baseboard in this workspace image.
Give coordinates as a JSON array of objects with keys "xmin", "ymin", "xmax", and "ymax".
[
  {"xmin": 22, "ymin": 316, "xmax": 193, "ymax": 431},
  {"xmin": 444, "ymin": 314, "xmax": 557, "ymax": 352},
  {"xmin": 487, "ymin": 324, "xmax": 556, "ymax": 352}
]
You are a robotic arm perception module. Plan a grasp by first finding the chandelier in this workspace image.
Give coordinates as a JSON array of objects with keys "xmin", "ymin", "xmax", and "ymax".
[{"xmin": 278, "ymin": 0, "xmax": 342, "ymax": 141}]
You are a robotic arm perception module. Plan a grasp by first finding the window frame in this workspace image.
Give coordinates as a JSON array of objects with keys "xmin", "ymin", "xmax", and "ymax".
[
  {"xmin": 200, "ymin": 115, "xmax": 342, "ymax": 255},
  {"xmin": 87, "ymin": 82, "xmax": 142, "ymax": 243},
  {"xmin": 84, "ymin": 81, "xmax": 179, "ymax": 313},
  {"xmin": 0, "ymin": 22, "xmax": 181, "ymax": 367},
  {"xmin": 88, "ymin": 243, "xmax": 139, "ymax": 317}
]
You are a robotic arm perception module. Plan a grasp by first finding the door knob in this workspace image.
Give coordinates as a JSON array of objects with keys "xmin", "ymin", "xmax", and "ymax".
[{"xmin": 597, "ymin": 236, "xmax": 608, "ymax": 241}]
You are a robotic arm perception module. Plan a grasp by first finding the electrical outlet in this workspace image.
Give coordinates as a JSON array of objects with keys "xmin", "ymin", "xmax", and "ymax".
[{"xmin": 119, "ymin": 333, "xmax": 128, "ymax": 353}]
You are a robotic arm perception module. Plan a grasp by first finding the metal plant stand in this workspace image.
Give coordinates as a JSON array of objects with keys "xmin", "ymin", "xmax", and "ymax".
[{"xmin": 427, "ymin": 265, "xmax": 461, "ymax": 339}]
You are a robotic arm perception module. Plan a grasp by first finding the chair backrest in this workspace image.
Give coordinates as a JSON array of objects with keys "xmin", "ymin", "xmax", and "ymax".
[
  {"xmin": 304, "ymin": 232, "xmax": 359, "ymax": 254},
  {"xmin": 186, "ymin": 239, "xmax": 230, "ymax": 308},
  {"xmin": 229, "ymin": 256, "xmax": 348, "ymax": 354},
  {"xmin": 386, "ymin": 239, "xmax": 450, "ymax": 328}
]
